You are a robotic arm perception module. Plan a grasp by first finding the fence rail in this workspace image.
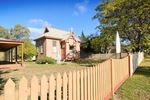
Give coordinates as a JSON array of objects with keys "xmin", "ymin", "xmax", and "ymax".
[{"xmin": 1, "ymin": 53, "xmax": 144, "ymax": 100}]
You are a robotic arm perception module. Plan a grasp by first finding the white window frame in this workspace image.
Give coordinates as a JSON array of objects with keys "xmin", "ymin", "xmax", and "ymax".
[
  {"xmin": 41, "ymin": 44, "xmax": 44, "ymax": 54},
  {"xmin": 52, "ymin": 41, "xmax": 57, "ymax": 53},
  {"xmin": 69, "ymin": 46, "xmax": 74, "ymax": 55}
]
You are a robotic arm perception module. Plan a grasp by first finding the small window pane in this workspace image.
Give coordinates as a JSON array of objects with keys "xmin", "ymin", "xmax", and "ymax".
[
  {"xmin": 52, "ymin": 41, "xmax": 57, "ymax": 53},
  {"xmin": 53, "ymin": 41, "xmax": 56, "ymax": 47},
  {"xmin": 41, "ymin": 45, "xmax": 44, "ymax": 53},
  {"xmin": 69, "ymin": 46, "xmax": 74, "ymax": 55}
]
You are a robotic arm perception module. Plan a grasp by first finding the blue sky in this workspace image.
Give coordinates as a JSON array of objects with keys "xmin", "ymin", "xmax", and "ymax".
[{"xmin": 0, "ymin": 0, "xmax": 102, "ymax": 42}]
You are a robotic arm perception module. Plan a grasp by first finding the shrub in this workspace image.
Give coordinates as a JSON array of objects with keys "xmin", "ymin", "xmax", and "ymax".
[{"xmin": 36, "ymin": 56, "xmax": 56, "ymax": 64}]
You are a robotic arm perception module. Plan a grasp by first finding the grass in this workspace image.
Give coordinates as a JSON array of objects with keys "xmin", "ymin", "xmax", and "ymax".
[
  {"xmin": 114, "ymin": 58, "xmax": 150, "ymax": 100},
  {"xmin": 1, "ymin": 59, "xmax": 104, "ymax": 81},
  {"xmin": 0, "ymin": 59, "xmax": 104, "ymax": 94},
  {"xmin": 74, "ymin": 58, "xmax": 105, "ymax": 67}
]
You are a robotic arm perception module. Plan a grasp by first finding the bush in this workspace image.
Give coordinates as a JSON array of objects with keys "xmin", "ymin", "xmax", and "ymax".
[{"xmin": 36, "ymin": 56, "xmax": 56, "ymax": 64}]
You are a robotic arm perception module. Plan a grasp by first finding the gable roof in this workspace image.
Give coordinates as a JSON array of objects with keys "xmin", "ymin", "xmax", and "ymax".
[
  {"xmin": 34, "ymin": 27, "xmax": 80, "ymax": 42},
  {"xmin": 34, "ymin": 27, "xmax": 70, "ymax": 41}
]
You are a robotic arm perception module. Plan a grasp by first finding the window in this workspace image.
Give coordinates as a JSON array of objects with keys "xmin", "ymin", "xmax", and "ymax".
[
  {"xmin": 41, "ymin": 44, "xmax": 44, "ymax": 53},
  {"xmin": 61, "ymin": 43, "xmax": 65, "ymax": 48},
  {"xmin": 52, "ymin": 41, "xmax": 57, "ymax": 53},
  {"xmin": 69, "ymin": 46, "xmax": 74, "ymax": 55},
  {"xmin": 38, "ymin": 46, "xmax": 40, "ymax": 53}
]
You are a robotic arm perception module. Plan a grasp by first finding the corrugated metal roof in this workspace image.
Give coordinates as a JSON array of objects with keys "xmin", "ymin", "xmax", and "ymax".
[
  {"xmin": 37, "ymin": 27, "xmax": 70, "ymax": 39},
  {"xmin": 35, "ymin": 27, "xmax": 80, "ymax": 42}
]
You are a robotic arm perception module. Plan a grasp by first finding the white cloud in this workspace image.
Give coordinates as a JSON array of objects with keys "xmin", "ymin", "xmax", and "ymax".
[
  {"xmin": 28, "ymin": 27, "xmax": 44, "ymax": 35},
  {"xmin": 27, "ymin": 19, "xmax": 52, "ymax": 40},
  {"xmin": 73, "ymin": 11, "xmax": 79, "ymax": 16},
  {"xmin": 75, "ymin": 3, "xmax": 86, "ymax": 13},
  {"xmin": 73, "ymin": 0, "xmax": 89, "ymax": 16},
  {"xmin": 29, "ymin": 19, "xmax": 52, "ymax": 27}
]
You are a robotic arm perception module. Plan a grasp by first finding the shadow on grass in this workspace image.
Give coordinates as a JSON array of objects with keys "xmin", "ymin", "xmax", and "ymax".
[
  {"xmin": 134, "ymin": 66, "xmax": 150, "ymax": 77},
  {"xmin": 0, "ymin": 70, "xmax": 18, "ymax": 95}
]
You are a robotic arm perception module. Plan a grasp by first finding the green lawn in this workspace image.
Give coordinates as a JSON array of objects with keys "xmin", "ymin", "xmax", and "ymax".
[{"xmin": 114, "ymin": 58, "xmax": 150, "ymax": 100}]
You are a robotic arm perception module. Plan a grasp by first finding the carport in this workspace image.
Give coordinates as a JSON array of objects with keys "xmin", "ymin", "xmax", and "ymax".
[{"xmin": 0, "ymin": 38, "xmax": 24, "ymax": 66}]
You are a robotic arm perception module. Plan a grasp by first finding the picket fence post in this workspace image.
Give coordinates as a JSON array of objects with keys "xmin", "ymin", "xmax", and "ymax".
[
  {"xmin": 95, "ymin": 66, "xmax": 98, "ymax": 100},
  {"xmin": 31, "ymin": 75, "xmax": 38, "ymax": 100},
  {"xmin": 84, "ymin": 69, "xmax": 87, "ymax": 100},
  {"xmin": 110, "ymin": 59, "xmax": 114, "ymax": 96},
  {"xmin": 49, "ymin": 74, "xmax": 55, "ymax": 100},
  {"xmin": 4, "ymin": 78, "xmax": 15, "ymax": 100},
  {"xmin": 80, "ymin": 70, "xmax": 84, "ymax": 100},
  {"xmin": 73, "ymin": 71, "xmax": 76, "ymax": 100},
  {"xmin": 87, "ymin": 68, "xmax": 91, "ymax": 100},
  {"xmin": 41, "ymin": 75, "xmax": 48, "ymax": 100},
  {"xmin": 63, "ymin": 72, "xmax": 67, "ymax": 100},
  {"xmin": 90, "ymin": 67, "xmax": 93, "ymax": 100},
  {"xmin": 127, "ymin": 53, "xmax": 131, "ymax": 76},
  {"xmin": 76, "ymin": 71, "xmax": 80, "ymax": 100},
  {"xmin": 56, "ymin": 73, "xmax": 62, "ymax": 100},
  {"xmin": 19, "ymin": 76, "xmax": 27, "ymax": 100},
  {"xmin": 68, "ymin": 72, "xmax": 72, "ymax": 100}
]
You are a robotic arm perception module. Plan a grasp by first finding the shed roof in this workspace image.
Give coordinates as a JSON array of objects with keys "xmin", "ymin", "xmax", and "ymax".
[{"xmin": 0, "ymin": 38, "xmax": 24, "ymax": 51}]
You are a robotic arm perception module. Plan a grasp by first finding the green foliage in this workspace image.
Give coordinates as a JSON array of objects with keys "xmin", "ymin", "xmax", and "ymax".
[
  {"xmin": 0, "ymin": 24, "xmax": 30, "ymax": 41},
  {"xmin": 36, "ymin": 56, "xmax": 56, "ymax": 64},
  {"xmin": 93, "ymin": 0, "xmax": 150, "ymax": 52},
  {"xmin": 0, "ymin": 26, "xmax": 10, "ymax": 39},
  {"xmin": 10, "ymin": 24, "xmax": 30, "ymax": 41},
  {"xmin": 143, "ymin": 36, "xmax": 150, "ymax": 55},
  {"xmin": 78, "ymin": 31, "xmax": 93, "ymax": 52},
  {"xmin": 79, "ymin": 31, "xmax": 114, "ymax": 53},
  {"xmin": 90, "ymin": 38, "xmax": 101, "ymax": 53},
  {"xmin": 0, "ymin": 24, "xmax": 37, "ymax": 61},
  {"xmin": 74, "ymin": 58, "xmax": 105, "ymax": 66},
  {"xmin": 17, "ymin": 41, "xmax": 37, "ymax": 61},
  {"xmin": 91, "ymin": 32, "xmax": 115, "ymax": 53}
]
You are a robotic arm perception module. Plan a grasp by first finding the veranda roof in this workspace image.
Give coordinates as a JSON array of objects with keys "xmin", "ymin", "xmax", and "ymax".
[{"xmin": 0, "ymin": 38, "xmax": 24, "ymax": 51}]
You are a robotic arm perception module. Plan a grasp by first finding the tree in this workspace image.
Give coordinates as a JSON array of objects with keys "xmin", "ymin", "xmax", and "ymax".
[
  {"xmin": 90, "ymin": 32, "xmax": 115, "ymax": 53},
  {"xmin": 93, "ymin": 0, "xmax": 150, "ymax": 52},
  {"xmin": 0, "ymin": 24, "xmax": 37, "ymax": 61},
  {"xmin": 10, "ymin": 24, "xmax": 37, "ymax": 60},
  {"xmin": 90, "ymin": 37, "xmax": 101, "ymax": 53},
  {"xmin": 10, "ymin": 24, "xmax": 30, "ymax": 41},
  {"xmin": 0, "ymin": 26, "xmax": 10, "ymax": 39},
  {"xmin": 17, "ymin": 41, "xmax": 37, "ymax": 61},
  {"xmin": 78, "ymin": 31, "xmax": 92, "ymax": 52}
]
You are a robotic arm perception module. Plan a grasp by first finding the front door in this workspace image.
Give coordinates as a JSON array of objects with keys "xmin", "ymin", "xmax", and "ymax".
[{"xmin": 61, "ymin": 48, "xmax": 66, "ymax": 60}]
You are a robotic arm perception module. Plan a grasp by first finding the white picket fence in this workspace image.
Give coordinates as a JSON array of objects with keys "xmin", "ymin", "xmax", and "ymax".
[{"xmin": 129, "ymin": 52, "xmax": 144, "ymax": 76}]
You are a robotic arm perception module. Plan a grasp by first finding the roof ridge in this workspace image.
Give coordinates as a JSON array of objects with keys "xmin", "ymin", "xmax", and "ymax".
[{"xmin": 47, "ymin": 27, "xmax": 70, "ymax": 33}]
